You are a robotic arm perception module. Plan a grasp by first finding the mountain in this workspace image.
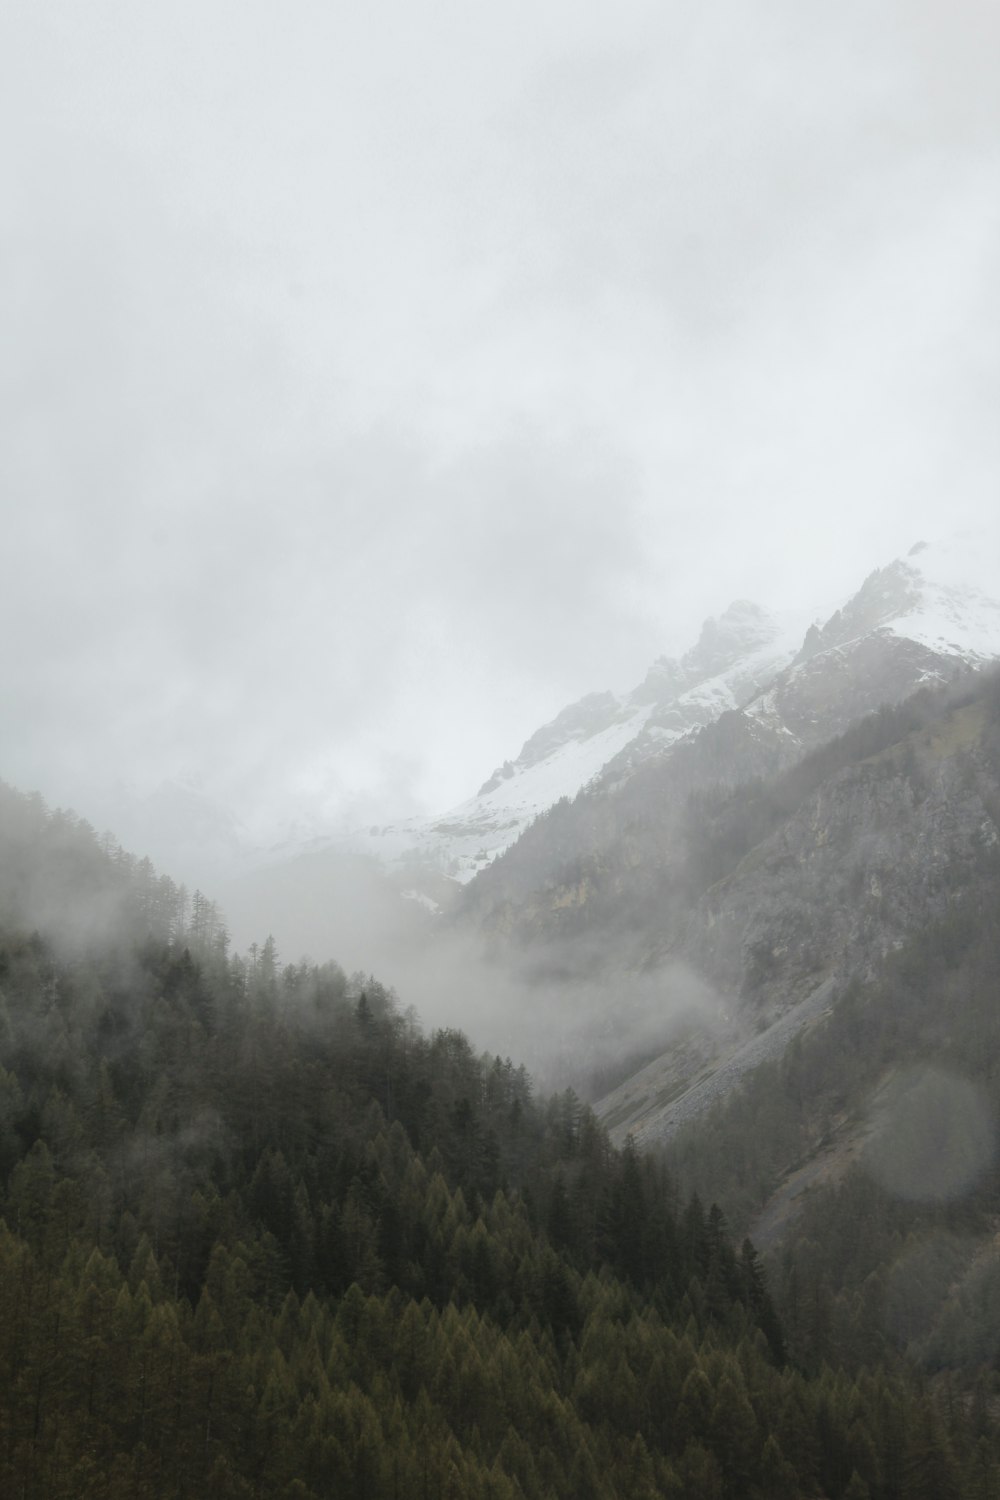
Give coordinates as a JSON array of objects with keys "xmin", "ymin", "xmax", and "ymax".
[
  {"xmin": 456, "ymin": 538, "xmax": 1000, "ymax": 931},
  {"xmin": 78, "ymin": 536, "xmax": 996, "ymax": 982},
  {"xmin": 48, "ymin": 537, "xmax": 995, "ymax": 961},
  {"xmin": 7, "ymin": 776, "xmax": 1000, "ymax": 1496},
  {"xmin": 5, "ymin": 543, "xmax": 1000, "ymax": 1491},
  {"xmin": 444, "ymin": 538, "xmax": 1000, "ymax": 1108},
  {"xmin": 267, "ymin": 597, "xmax": 803, "ymax": 898},
  {"xmin": 262, "ymin": 537, "xmax": 1000, "ymax": 905},
  {"xmin": 746, "ymin": 538, "xmax": 1000, "ymax": 750},
  {"xmin": 593, "ymin": 669, "xmax": 1000, "ymax": 1144},
  {"xmin": 202, "ymin": 536, "xmax": 1000, "ymax": 1061}
]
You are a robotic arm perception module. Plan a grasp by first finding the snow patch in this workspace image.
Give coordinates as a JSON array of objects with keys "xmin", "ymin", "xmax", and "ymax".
[
  {"xmin": 401, "ymin": 888, "xmax": 441, "ymax": 914},
  {"xmin": 273, "ymin": 537, "xmax": 1000, "ymax": 895}
]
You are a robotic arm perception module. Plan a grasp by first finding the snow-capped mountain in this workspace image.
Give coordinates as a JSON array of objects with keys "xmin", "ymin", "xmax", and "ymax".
[
  {"xmin": 300, "ymin": 537, "xmax": 1000, "ymax": 896},
  {"xmin": 287, "ymin": 599, "xmax": 807, "ymax": 892},
  {"xmin": 101, "ymin": 536, "xmax": 999, "ymax": 954},
  {"xmin": 443, "ymin": 534, "xmax": 1000, "ymax": 1115},
  {"xmin": 599, "ymin": 600, "xmax": 804, "ymax": 786},
  {"xmin": 746, "ymin": 538, "xmax": 1000, "ymax": 748}
]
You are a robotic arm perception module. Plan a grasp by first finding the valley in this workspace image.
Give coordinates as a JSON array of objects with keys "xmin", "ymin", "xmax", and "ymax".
[{"xmin": 2, "ymin": 535, "xmax": 1000, "ymax": 1497}]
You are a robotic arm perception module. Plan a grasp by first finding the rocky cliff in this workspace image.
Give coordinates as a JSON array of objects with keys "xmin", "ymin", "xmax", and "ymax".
[{"xmin": 594, "ymin": 672, "xmax": 1000, "ymax": 1143}]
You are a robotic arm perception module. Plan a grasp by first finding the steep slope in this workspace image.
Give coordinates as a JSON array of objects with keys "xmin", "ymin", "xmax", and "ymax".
[
  {"xmin": 7, "ymin": 779, "xmax": 997, "ymax": 1497},
  {"xmin": 746, "ymin": 538, "xmax": 1000, "ymax": 748},
  {"xmin": 456, "ymin": 539, "xmax": 1000, "ymax": 948},
  {"xmin": 206, "ymin": 538, "xmax": 1000, "ymax": 1027},
  {"xmin": 595, "ymin": 671, "xmax": 1000, "ymax": 1145},
  {"xmin": 232, "ymin": 537, "xmax": 995, "ymax": 1091},
  {"xmin": 656, "ymin": 808, "xmax": 1000, "ymax": 1381},
  {"xmin": 215, "ymin": 538, "xmax": 1000, "ymax": 978},
  {"xmin": 454, "ymin": 666, "xmax": 1000, "ymax": 1128},
  {"xmin": 340, "ymin": 537, "xmax": 1000, "ymax": 902},
  {"xmin": 276, "ymin": 599, "xmax": 802, "ymax": 893}
]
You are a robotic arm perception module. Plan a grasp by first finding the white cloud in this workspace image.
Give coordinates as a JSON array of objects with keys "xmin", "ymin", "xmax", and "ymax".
[{"xmin": 1, "ymin": 0, "xmax": 997, "ymax": 842}]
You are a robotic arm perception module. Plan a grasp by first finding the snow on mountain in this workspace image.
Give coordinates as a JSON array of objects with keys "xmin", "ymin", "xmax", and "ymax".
[
  {"xmin": 326, "ymin": 696, "xmax": 658, "ymax": 884},
  {"xmin": 317, "ymin": 600, "xmax": 804, "ymax": 887},
  {"xmin": 131, "ymin": 535, "xmax": 998, "ymax": 915},
  {"xmin": 391, "ymin": 537, "xmax": 1000, "ymax": 888},
  {"xmin": 748, "ymin": 537, "xmax": 1000, "ymax": 747},
  {"xmin": 887, "ymin": 538, "xmax": 1000, "ymax": 661},
  {"xmin": 601, "ymin": 601, "xmax": 805, "ymax": 784}
]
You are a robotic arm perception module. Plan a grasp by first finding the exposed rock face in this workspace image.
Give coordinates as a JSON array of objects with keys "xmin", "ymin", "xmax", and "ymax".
[
  {"xmin": 456, "ymin": 709, "xmax": 796, "ymax": 945},
  {"xmin": 746, "ymin": 547, "xmax": 1000, "ymax": 750},
  {"xmin": 446, "ymin": 659, "xmax": 1000, "ymax": 1145},
  {"xmin": 455, "ymin": 538, "xmax": 1000, "ymax": 955},
  {"xmin": 629, "ymin": 600, "xmax": 787, "ymax": 707},
  {"xmin": 592, "ymin": 680, "xmax": 1000, "ymax": 1144},
  {"xmin": 222, "ymin": 538, "xmax": 1000, "ymax": 990},
  {"xmin": 261, "ymin": 600, "xmax": 800, "ymax": 889},
  {"xmin": 684, "ymin": 699, "xmax": 998, "ymax": 1013},
  {"xmin": 799, "ymin": 559, "xmax": 924, "ymax": 653},
  {"xmin": 487, "ymin": 692, "xmax": 623, "ymax": 779},
  {"xmin": 750, "ymin": 631, "xmax": 957, "ymax": 747},
  {"xmin": 251, "ymin": 539, "xmax": 999, "ymax": 915}
]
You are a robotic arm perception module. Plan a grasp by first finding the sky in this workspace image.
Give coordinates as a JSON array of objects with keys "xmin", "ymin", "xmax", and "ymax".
[{"xmin": 2, "ymin": 0, "xmax": 998, "ymax": 846}]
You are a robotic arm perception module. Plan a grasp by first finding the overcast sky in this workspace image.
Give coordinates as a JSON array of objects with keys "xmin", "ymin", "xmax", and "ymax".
[{"xmin": 2, "ymin": 0, "xmax": 998, "ymax": 839}]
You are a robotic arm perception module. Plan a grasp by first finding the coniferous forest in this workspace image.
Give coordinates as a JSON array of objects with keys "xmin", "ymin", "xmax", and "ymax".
[{"xmin": 1, "ymin": 782, "xmax": 998, "ymax": 1498}]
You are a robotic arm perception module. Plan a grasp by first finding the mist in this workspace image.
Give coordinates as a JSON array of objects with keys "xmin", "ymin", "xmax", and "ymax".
[
  {"xmin": 2, "ymin": 0, "xmax": 998, "ymax": 849},
  {"xmin": 3, "ymin": 0, "xmax": 998, "ymax": 1106},
  {"xmin": 210, "ymin": 832, "xmax": 730, "ymax": 1101}
]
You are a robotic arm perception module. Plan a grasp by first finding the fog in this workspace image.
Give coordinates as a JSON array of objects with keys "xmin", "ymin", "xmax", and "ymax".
[
  {"xmin": 2, "ymin": 1, "xmax": 998, "ymax": 850},
  {"xmin": 865, "ymin": 1065, "xmax": 996, "ymax": 1203},
  {"xmin": 2, "ymin": 0, "xmax": 999, "ymax": 1095},
  {"xmin": 210, "ymin": 840, "xmax": 725, "ymax": 1095}
]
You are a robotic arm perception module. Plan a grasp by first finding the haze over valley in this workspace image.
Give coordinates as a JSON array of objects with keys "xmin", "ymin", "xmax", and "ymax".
[{"xmin": 4, "ymin": 3, "xmax": 1000, "ymax": 1495}]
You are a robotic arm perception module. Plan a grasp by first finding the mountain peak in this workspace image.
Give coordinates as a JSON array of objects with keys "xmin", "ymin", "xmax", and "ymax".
[
  {"xmin": 629, "ymin": 601, "xmax": 783, "ymax": 708},
  {"xmin": 251, "ymin": 534, "xmax": 1000, "ymax": 908},
  {"xmin": 749, "ymin": 536, "xmax": 1000, "ymax": 750},
  {"xmin": 792, "ymin": 561, "xmax": 922, "ymax": 661},
  {"xmin": 794, "ymin": 537, "xmax": 1000, "ymax": 669},
  {"xmin": 684, "ymin": 600, "xmax": 781, "ymax": 678},
  {"xmin": 479, "ymin": 691, "xmax": 625, "ymax": 789}
]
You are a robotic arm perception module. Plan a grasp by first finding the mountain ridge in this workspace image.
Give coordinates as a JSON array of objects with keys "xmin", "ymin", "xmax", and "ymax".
[{"xmin": 293, "ymin": 535, "xmax": 1000, "ymax": 901}]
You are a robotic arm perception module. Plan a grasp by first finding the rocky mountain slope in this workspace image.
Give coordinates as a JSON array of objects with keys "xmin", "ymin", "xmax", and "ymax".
[
  {"xmin": 271, "ymin": 537, "xmax": 1000, "ymax": 903},
  {"xmin": 746, "ymin": 539, "xmax": 1000, "ymax": 749},
  {"xmin": 593, "ymin": 671, "xmax": 1000, "ymax": 1145},
  {"xmin": 205, "ymin": 536, "xmax": 1000, "ymax": 1037},
  {"xmin": 444, "ymin": 539, "xmax": 1000, "ymax": 1130},
  {"xmin": 455, "ymin": 542, "xmax": 1000, "ymax": 938},
  {"xmin": 68, "ymin": 538, "xmax": 999, "ymax": 953},
  {"xmin": 279, "ymin": 597, "xmax": 804, "ymax": 894}
]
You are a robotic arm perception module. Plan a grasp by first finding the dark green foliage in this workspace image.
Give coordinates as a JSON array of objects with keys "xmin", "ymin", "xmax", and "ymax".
[{"xmin": 0, "ymin": 781, "xmax": 994, "ymax": 1497}]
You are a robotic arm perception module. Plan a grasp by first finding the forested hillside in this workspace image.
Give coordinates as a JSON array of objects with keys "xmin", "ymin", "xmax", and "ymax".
[
  {"xmin": 458, "ymin": 667, "xmax": 1000, "ymax": 989},
  {"xmin": 0, "ymin": 782, "xmax": 997, "ymax": 1498},
  {"xmin": 664, "ymin": 834, "xmax": 1000, "ymax": 1381}
]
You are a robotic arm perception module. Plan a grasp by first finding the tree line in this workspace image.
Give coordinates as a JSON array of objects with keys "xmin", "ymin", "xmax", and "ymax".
[{"xmin": 0, "ymin": 780, "xmax": 996, "ymax": 1496}]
